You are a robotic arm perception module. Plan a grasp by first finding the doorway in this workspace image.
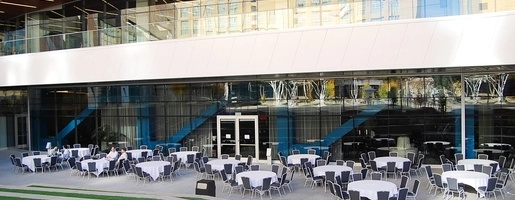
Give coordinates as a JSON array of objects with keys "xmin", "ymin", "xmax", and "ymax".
[
  {"xmin": 216, "ymin": 115, "xmax": 259, "ymax": 161},
  {"xmin": 14, "ymin": 114, "xmax": 29, "ymax": 149}
]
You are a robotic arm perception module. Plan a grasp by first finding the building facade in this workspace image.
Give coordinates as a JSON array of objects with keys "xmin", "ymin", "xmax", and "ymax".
[{"xmin": 1, "ymin": 0, "xmax": 515, "ymax": 163}]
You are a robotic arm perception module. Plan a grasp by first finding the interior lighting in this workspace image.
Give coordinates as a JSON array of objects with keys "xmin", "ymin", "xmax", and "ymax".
[{"xmin": 0, "ymin": 1, "xmax": 37, "ymax": 9}]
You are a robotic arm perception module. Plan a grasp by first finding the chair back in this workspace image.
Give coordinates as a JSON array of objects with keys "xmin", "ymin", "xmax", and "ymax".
[
  {"xmin": 433, "ymin": 173, "xmax": 443, "ymax": 187},
  {"xmin": 370, "ymin": 160, "xmax": 379, "ymax": 171},
  {"xmin": 192, "ymin": 146, "xmax": 199, "ymax": 152},
  {"xmin": 499, "ymin": 156, "xmax": 506, "ymax": 169},
  {"xmin": 75, "ymin": 161, "xmax": 83, "ymax": 171},
  {"xmin": 386, "ymin": 162, "xmax": 396, "ymax": 172},
  {"xmin": 317, "ymin": 159, "xmax": 326, "ymax": 167},
  {"xmin": 241, "ymin": 176, "xmax": 253, "ymax": 189},
  {"xmin": 137, "ymin": 157, "xmax": 145, "ymax": 163},
  {"xmin": 108, "ymin": 160, "xmax": 116, "ymax": 170},
  {"xmin": 401, "ymin": 161, "xmax": 410, "ymax": 172},
  {"xmin": 68, "ymin": 157, "xmax": 76, "ymax": 169},
  {"xmin": 489, "ymin": 163, "xmax": 498, "ymax": 175},
  {"xmin": 246, "ymin": 155, "xmax": 253, "ymax": 166},
  {"xmin": 349, "ymin": 190, "xmax": 360, "ymax": 200},
  {"xmin": 397, "ymin": 188, "xmax": 408, "ymax": 200},
  {"xmin": 325, "ymin": 171, "xmax": 336, "ymax": 182},
  {"xmin": 400, "ymin": 175, "xmax": 409, "ymax": 188},
  {"xmin": 377, "ymin": 191, "xmax": 390, "ymax": 200},
  {"xmin": 224, "ymin": 163, "xmax": 233, "ymax": 175},
  {"xmin": 73, "ymin": 144, "xmax": 81, "ymax": 148},
  {"xmin": 71, "ymin": 150, "xmax": 79, "ymax": 158},
  {"xmin": 486, "ymin": 177, "xmax": 497, "ymax": 191},
  {"xmin": 180, "ymin": 147, "xmax": 188, "ymax": 152},
  {"xmin": 87, "ymin": 162, "xmax": 96, "ymax": 172},
  {"xmin": 292, "ymin": 150, "xmax": 300, "ymax": 155},
  {"xmin": 99, "ymin": 153, "xmax": 106, "ymax": 159},
  {"xmin": 411, "ymin": 179, "xmax": 420, "ymax": 195},
  {"xmin": 327, "ymin": 180, "xmax": 336, "ymax": 196},
  {"xmin": 454, "ymin": 153, "xmax": 464, "ymax": 162},
  {"xmin": 235, "ymin": 165, "xmax": 244, "ymax": 174},
  {"xmin": 333, "ymin": 183, "xmax": 345, "ymax": 199},
  {"xmin": 407, "ymin": 152, "xmax": 415, "ymax": 163},
  {"xmin": 221, "ymin": 154, "xmax": 229, "ymax": 159},
  {"xmin": 271, "ymin": 164, "xmax": 280, "ymax": 175},
  {"xmin": 456, "ymin": 164, "xmax": 465, "ymax": 171},
  {"xmin": 250, "ymin": 164, "xmax": 260, "ymax": 171},
  {"xmin": 141, "ymin": 151, "xmax": 148, "ymax": 159},
  {"xmin": 33, "ymin": 158, "xmax": 42, "ymax": 167},
  {"xmin": 168, "ymin": 148, "xmax": 176, "ymax": 154},
  {"xmin": 50, "ymin": 156, "xmax": 57, "ymax": 166},
  {"xmin": 140, "ymin": 145, "xmax": 147, "ymax": 149},
  {"xmin": 336, "ymin": 160, "xmax": 345, "ymax": 166},
  {"xmin": 346, "ymin": 161, "xmax": 355, "ymax": 169},
  {"xmin": 32, "ymin": 151, "xmax": 41, "ymax": 156},
  {"xmin": 15, "ymin": 158, "xmax": 23, "ymax": 167},
  {"xmin": 202, "ymin": 156, "xmax": 209, "ymax": 164},
  {"xmin": 127, "ymin": 146, "xmax": 133, "ymax": 151},
  {"xmin": 135, "ymin": 166, "xmax": 143, "ymax": 177},
  {"xmin": 424, "ymin": 165, "xmax": 433, "ymax": 178},
  {"xmin": 368, "ymin": 151, "xmax": 376, "ymax": 160},
  {"xmin": 83, "ymin": 155, "xmax": 91, "ymax": 160},
  {"xmin": 235, "ymin": 154, "xmax": 241, "ymax": 161},
  {"xmin": 220, "ymin": 169, "xmax": 229, "ymax": 181},
  {"xmin": 389, "ymin": 152, "xmax": 398, "ymax": 157},
  {"xmin": 187, "ymin": 154, "xmax": 195, "ymax": 163},
  {"xmin": 361, "ymin": 168, "xmax": 368, "ymax": 179},
  {"xmin": 446, "ymin": 177, "xmax": 459, "ymax": 191},
  {"xmin": 482, "ymin": 165, "xmax": 493, "ymax": 175},
  {"xmin": 371, "ymin": 172, "xmax": 382, "ymax": 180},
  {"xmin": 478, "ymin": 153, "xmax": 488, "ymax": 160},
  {"xmin": 474, "ymin": 164, "xmax": 483, "ymax": 172},
  {"xmin": 340, "ymin": 170, "xmax": 350, "ymax": 183},
  {"xmin": 352, "ymin": 173, "xmax": 362, "ymax": 181},
  {"xmin": 307, "ymin": 149, "xmax": 316, "ymax": 155},
  {"xmin": 205, "ymin": 164, "xmax": 213, "ymax": 174},
  {"xmin": 361, "ymin": 153, "xmax": 369, "ymax": 164},
  {"xmin": 442, "ymin": 163, "xmax": 452, "ymax": 172},
  {"xmin": 153, "ymin": 149, "xmax": 160, "ymax": 156}
]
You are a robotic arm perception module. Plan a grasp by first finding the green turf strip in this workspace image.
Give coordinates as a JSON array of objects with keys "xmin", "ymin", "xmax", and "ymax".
[
  {"xmin": 0, "ymin": 188, "xmax": 157, "ymax": 200},
  {"xmin": 177, "ymin": 197, "xmax": 206, "ymax": 200},
  {"xmin": 28, "ymin": 185, "xmax": 124, "ymax": 194},
  {"xmin": 0, "ymin": 196, "xmax": 38, "ymax": 200}
]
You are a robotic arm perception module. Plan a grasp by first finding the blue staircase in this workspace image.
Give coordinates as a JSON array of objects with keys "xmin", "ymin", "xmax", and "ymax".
[
  {"xmin": 322, "ymin": 104, "xmax": 386, "ymax": 147},
  {"xmin": 57, "ymin": 107, "xmax": 95, "ymax": 144},
  {"xmin": 167, "ymin": 102, "xmax": 226, "ymax": 144}
]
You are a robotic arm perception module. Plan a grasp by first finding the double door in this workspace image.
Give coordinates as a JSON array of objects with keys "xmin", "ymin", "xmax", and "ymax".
[{"xmin": 216, "ymin": 115, "xmax": 259, "ymax": 160}]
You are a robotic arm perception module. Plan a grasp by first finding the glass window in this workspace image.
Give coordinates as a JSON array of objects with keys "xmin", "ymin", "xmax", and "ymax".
[
  {"xmin": 219, "ymin": 17, "xmax": 227, "ymax": 29},
  {"xmin": 181, "ymin": 21, "xmax": 189, "ymax": 35},
  {"xmin": 371, "ymin": 0, "xmax": 383, "ymax": 15},
  {"xmin": 312, "ymin": 12, "xmax": 320, "ymax": 26},
  {"xmin": 295, "ymin": 13, "xmax": 306, "ymax": 27},
  {"xmin": 218, "ymin": 4, "xmax": 227, "ymax": 15},
  {"xmin": 297, "ymin": 0, "xmax": 306, "ymax": 7},
  {"xmin": 193, "ymin": 20, "xmax": 199, "ymax": 34},
  {"xmin": 229, "ymin": 16, "xmax": 238, "ymax": 29},
  {"xmin": 181, "ymin": 8, "xmax": 189, "ymax": 18},
  {"xmin": 206, "ymin": 1, "xmax": 214, "ymax": 16},
  {"xmin": 312, "ymin": 0, "xmax": 320, "ymax": 6},
  {"xmin": 322, "ymin": 0, "xmax": 332, "ymax": 5},
  {"xmin": 193, "ymin": 6, "xmax": 201, "ymax": 17},
  {"xmin": 230, "ymin": 1, "xmax": 239, "ymax": 14}
]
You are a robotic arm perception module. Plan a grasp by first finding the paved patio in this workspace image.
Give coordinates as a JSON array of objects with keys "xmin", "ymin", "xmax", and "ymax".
[{"xmin": 1, "ymin": 148, "xmax": 513, "ymax": 200}]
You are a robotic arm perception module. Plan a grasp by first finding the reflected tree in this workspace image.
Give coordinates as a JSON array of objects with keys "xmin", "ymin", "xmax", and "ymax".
[{"xmin": 268, "ymin": 80, "xmax": 285, "ymax": 106}]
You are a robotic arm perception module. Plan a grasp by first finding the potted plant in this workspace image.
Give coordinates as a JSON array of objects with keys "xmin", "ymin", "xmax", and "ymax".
[{"xmin": 91, "ymin": 125, "xmax": 126, "ymax": 153}]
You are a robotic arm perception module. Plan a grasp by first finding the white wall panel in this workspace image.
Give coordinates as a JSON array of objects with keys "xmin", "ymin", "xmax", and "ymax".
[
  {"xmin": 395, "ymin": 22, "xmax": 436, "ymax": 67},
  {"xmin": 292, "ymin": 30, "xmax": 326, "ymax": 72},
  {"xmin": 341, "ymin": 26, "xmax": 380, "ymax": 70},
  {"xmin": 1, "ymin": 11, "xmax": 515, "ymax": 87},
  {"xmin": 368, "ymin": 24, "xmax": 407, "ymax": 68},
  {"xmin": 226, "ymin": 36, "xmax": 255, "ymax": 75}
]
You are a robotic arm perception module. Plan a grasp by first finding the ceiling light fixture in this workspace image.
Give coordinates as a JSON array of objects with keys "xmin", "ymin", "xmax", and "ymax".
[
  {"xmin": 0, "ymin": 11, "xmax": 5, "ymax": 14},
  {"xmin": 73, "ymin": 6, "xmax": 89, "ymax": 15},
  {"xmin": 84, "ymin": 8, "xmax": 118, "ymax": 16},
  {"xmin": 51, "ymin": 10, "xmax": 65, "ymax": 18},
  {"xmin": 0, "ymin": 1, "xmax": 37, "ymax": 9},
  {"xmin": 102, "ymin": 0, "xmax": 119, "ymax": 10}
]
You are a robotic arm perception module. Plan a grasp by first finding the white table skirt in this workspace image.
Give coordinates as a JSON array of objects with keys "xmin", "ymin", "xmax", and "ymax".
[
  {"xmin": 423, "ymin": 141, "xmax": 451, "ymax": 145},
  {"xmin": 457, "ymin": 159, "xmax": 499, "ymax": 171},
  {"xmin": 127, "ymin": 149, "xmax": 153, "ymax": 159},
  {"xmin": 343, "ymin": 142, "xmax": 362, "ymax": 146},
  {"xmin": 22, "ymin": 155, "xmax": 51, "ymax": 172},
  {"xmin": 474, "ymin": 149, "xmax": 505, "ymax": 154},
  {"xmin": 81, "ymin": 159, "xmax": 109, "ymax": 176},
  {"xmin": 236, "ymin": 171, "xmax": 278, "ymax": 187},
  {"xmin": 136, "ymin": 161, "xmax": 169, "ymax": 181},
  {"xmin": 374, "ymin": 157, "xmax": 410, "ymax": 169},
  {"xmin": 207, "ymin": 159, "xmax": 241, "ymax": 172},
  {"xmin": 171, "ymin": 151, "xmax": 198, "ymax": 164},
  {"xmin": 287, "ymin": 154, "xmax": 320, "ymax": 165},
  {"xmin": 442, "ymin": 171, "xmax": 489, "ymax": 192},
  {"xmin": 375, "ymin": 138, "xmax": 395, "ymax": 142},
  {"xmin": 348, "ymin": 180, "xmax": 397, "ymax": 200},
  {"xmin": 481, "ymin": 143, "xmax": 511, "ymax": 147},
  {"xmin": 71, "ymin": 148, "xmax": 91, "ymax": 158},
  {"xmin": 313, "ymin": 165, "xmax": 353, "ymax": 177}
]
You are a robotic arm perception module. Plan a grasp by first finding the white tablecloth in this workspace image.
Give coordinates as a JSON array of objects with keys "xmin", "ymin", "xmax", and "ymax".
[
  {"xmin": 81, "ymin": 159, "xmax": 109, "ymax": 176},
  {"xmin": 287, "ymin": 154, "xmax": 320, "ymax": 165},
  {"xmin": 136, "ymin": 161, "xmax": 169, "ymax": 181},
  {"xmin": 171, "ymin": 151, "xmax": 198, "ymax": 164},
  {"xmin": 22, "ymin": 155, "xmax": 51, "ymax": 172},
  {"xmin": 442, "ymin": 171, "xmax": 489, "ymax": 191},
  {"xmin": 423, "ymin": 141, "xmax": 450, "ymax": 145},
  {"xmin": 457, "ymin": 159, "xmax": 499, "ymax": 171},
  {"xmin": 70, "ymin": 148, "xmax": 91, "ymax": 158},
  {"xmin": 236, "ymin": 171, "xmax": 278, "ymax": 187},
  {"xmin": 481, "ymin": 143, "xmax": 511, "ymax": 147},
  {"xmin": 207, "ymin": 159, "xmax": 241, "ymax": 172},
  {"xmin": 127, "ymin": 149, "xmax": 153, "ymax": 159},
  {"xmin": 374, "ymin": 157, "xmax": 410, "ymax": 169},
  {"xmin": 313, "ymin": 165, "xmax": 353, "ymax": 177},
  {"xmin": 375, "ymin": 138, "xmax": 395, "ymax": 142},
  {"xmin": 348, "ymin": 180, "xmax": 397, "ymax": 200},
  {"xmin": 474, "ymin": 149, "xmax": 505, "ymax": 154}
]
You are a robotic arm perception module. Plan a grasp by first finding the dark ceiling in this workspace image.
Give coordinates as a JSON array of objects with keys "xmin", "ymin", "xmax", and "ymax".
[{"xmin": 0, "ymin": 0, "xmax": 77, "ymax": 21}]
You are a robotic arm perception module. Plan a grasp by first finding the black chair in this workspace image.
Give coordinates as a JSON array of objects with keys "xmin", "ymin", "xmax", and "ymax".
[
  {"xmin": 48, "ymin": 156, "xmax": 58, "ymax": 172},
  {"xmin": 349, "ymin": 190, "xmax": 360, "ymax": 200},
  {"xmin": 106, "ymin": 160, "xmax": 117, "ymax": 177},
  {"xmin": 224, "ymin": 163, "xmax": 233, "ymax": 175},
  {"xmin": 159, "ymin": 164, "xmax": 173, "ymax": 182},
  {"xmin": 377, "ymin": 191, "xmax": 390, "ymax": 200},
  {"xmin": 135, "ymin": 166, "xmax": 151, "ymax": 185},
  {"xmin": 33, "ymin": 158, "xmax": 45, "ymax": 174}
]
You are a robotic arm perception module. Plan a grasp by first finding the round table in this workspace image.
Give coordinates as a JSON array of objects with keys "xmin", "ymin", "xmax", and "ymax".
[
  {"xmin": 457, "ymin": 159, "xmax": 499, "ymax": 171},
  {"xmin": 348, "ymin": 180, "xmax": 397, "ymax": 200},
  {"xmin": 442, "ymin": 171, "xmax": 489, "ymax": 192},
  {"xmin": 171, "ymin": 151, "xmax": 198, "ymax": 164},
  {"xmin": 481, "ymin": 143, "xmax": 511, "ymax": 148},
  {"xmin": 313, "ymin": 165, "xmax": 353, "ymax": 177},
  {"xmin": 236, "ymin": 171, "xmax": 278, "ymax": 187},
  {"xmin": 22, "ymin": 155, "xmax": 51, "ymax": 172},
  {"xmin": 81, "ymin": 159, "xmax": 109, "ymax": 176},
  {"xmin": 136, "ymin": 161, "xmax": 169, "ymax": 181},
  {"xmin": 127, "ymin": 149, "xmax": 153, "ymax": 159},
  {"xmin": 70, "ymin": 148, "xmax": 91, "ymax": 158},
  {"xmin": 374, "ymin": 157, "xmax": 410, "ymax": 169},
  {"xmin": 424, "ymin": 141, "xmax": 450, "ymax": 146},
  {"xmin": 287, "ymin": 154, "xmax": 320, "ymax": 165},
  {"xmin": 474, "ymin": 149, "xmax": 505, "ymax": 154},
  {"xmin": 343, "ymin": 142, "xmax": 362, "ymax": 146},
  {"xmin": 207, "ymin": 159, "xmax": 242, "ymax": 172}
]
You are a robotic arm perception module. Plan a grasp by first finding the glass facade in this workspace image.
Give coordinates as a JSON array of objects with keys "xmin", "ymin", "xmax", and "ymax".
[
  {"xmin": 2, "ymin": 67, "xmax": 515, "ymax": 164},
  {"xmin": 1, "ymin": 0, "xmax": 515, "ymax": 56}
]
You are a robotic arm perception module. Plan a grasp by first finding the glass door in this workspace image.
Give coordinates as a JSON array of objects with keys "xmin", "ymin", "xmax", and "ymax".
[
  {"xmin": 15, "ymin": 115, "xmax": 28, "ymax": 149},
  {"xmin": 217, "ymin": 115, "xmax": 259, "ymax": 160}
]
